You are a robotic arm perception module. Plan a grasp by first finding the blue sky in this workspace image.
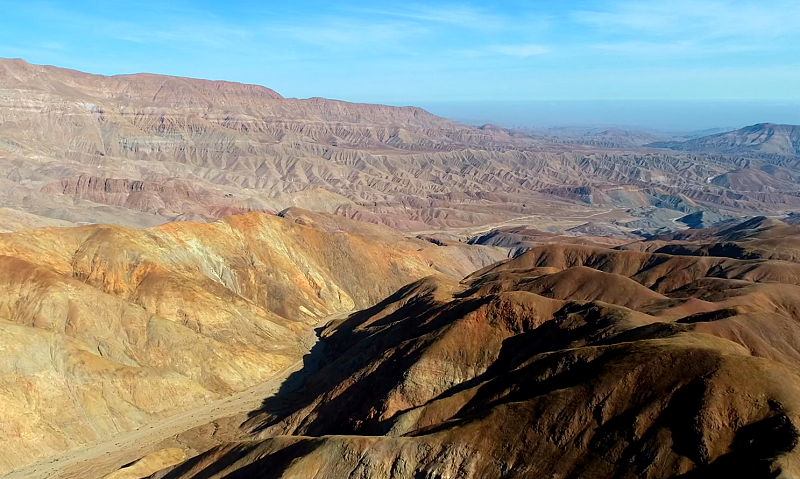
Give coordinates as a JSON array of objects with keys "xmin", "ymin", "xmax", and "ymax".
[{"xmin": 1, "ymin": 0, "xmax": 799, "ymax": 105}]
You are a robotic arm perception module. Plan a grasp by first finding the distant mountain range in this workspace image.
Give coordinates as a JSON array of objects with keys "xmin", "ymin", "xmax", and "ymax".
[
  {"xmin": 2, "ymin": 58, "xmax": 800, "ymax": 237},
  {"xmin": 648, "ymin": 123, "xmax": 800, "ymax": 157},
  {"xmin": 514, "ymin": 125, "xmax": 665, "ymax": 148}
]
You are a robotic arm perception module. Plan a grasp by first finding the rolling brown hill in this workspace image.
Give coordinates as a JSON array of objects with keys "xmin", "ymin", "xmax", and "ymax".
[
  {"xmin": 142, "ymin": 218, "xmax": 800, "ymax": 479},
  {"xmin": 0, "ymin": 208, "xmax": 505, "ymax": 474}
]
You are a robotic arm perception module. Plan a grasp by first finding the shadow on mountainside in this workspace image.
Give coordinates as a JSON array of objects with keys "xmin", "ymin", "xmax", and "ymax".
[
  {"xmin": 673, "ymin": 411, "xmax": 799, "ymax": 479},
  {"xmin": 244, "ymin": 278, "xmax": 478, "ymax": 436},
  {"xmin": 157, "ymin": 439, "xmax": 322, "ymax": 479},
  {"xmin": 240, "ymin": 322, "xmax": 330, "ymax": 432},
  {"xmin": 242, "ymin": 276, "xmax": 680, "ymax": 439}
]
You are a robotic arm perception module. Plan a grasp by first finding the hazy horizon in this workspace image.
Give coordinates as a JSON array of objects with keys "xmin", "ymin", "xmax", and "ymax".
[
  {"xmin": 6, "ymin": 54, "xmax": 797, "ymax": 133},
  {"xmin": 409, "ymin": 100, "xmax": 800, "ymax": 133},
  {"xmin": 3, "ymin": 0, "xmax": 799, "ymax": 133}
]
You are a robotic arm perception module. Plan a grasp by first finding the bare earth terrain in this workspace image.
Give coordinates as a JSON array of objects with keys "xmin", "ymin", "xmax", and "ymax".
[
  {"xmin": 150, "ymin": 216, "xmax": 800, "ymax": 479},
  {"xmin": 3, "ymin": 58, "xmax": 800, "ymax": 478},
  {"xmin": 0, "ymin": 209, "xmax": 503, "ymax": 474},
  {"xmin": 2, "ymin": 57, "xmax": 800, "ymax": 237}
]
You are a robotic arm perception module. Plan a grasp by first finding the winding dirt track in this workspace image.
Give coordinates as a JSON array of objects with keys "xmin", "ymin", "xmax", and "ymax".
[{"xmin": 3, "ymin": 317, "xmax": 335, "ymax": 479}]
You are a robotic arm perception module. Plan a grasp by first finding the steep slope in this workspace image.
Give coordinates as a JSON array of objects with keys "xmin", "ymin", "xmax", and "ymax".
[
  {"xmin": 0, "ymin": 209, "xmax": 504, "ymax": 474},
  {"xmin": 150, "ymin": 238, "xmax": 800, "ymax": 479}
]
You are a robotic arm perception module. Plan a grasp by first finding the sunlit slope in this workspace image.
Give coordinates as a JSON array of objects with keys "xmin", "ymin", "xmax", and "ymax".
[{"xmin": 0, "ymin": 209, "xmax": 503, "ymax": 473}]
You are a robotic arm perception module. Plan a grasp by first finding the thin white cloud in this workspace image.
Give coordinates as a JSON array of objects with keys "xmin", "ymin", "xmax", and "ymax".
[
  {"xmin": 39, "ymin": 41, "xmax": 66, "ymax": 51},
  {"xmin": 18, "ymin": 2, "xmax": 253, "ymax": 50},
  {"xmin": 354, "ymin": 4, "xmax": 507, "ymax": 31},
  {"xmin": 268, "ymin": 17, "xmax": 427, "ymax": 52},
  {"xmin": 571, "ymin": 0, "xmax": 800, "ymax": 59},
  {"xmin": 111, "ymin": 24, "xmax": 252, "ymax": 49},
  {"xmin": 489, "ymin": 44, "xmax": 550, "ymax": 57},
  {"xmin": 574, "ymin": 0, "xmax": 800, "ymax": 39},
  {"xmin": 590, "ymin": 40, "xmax": 763, "ymax": 57}
]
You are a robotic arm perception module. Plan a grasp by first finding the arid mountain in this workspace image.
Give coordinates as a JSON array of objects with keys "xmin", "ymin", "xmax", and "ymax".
[
  {"xmin": 2, "ymin": 58, "xmax": 800, "ymax": 236},
  {"xmin": 467, "ymin": 224, "xmax": 634, "ymax": 256},
  {"xmin": 620, "ymin": 215, "xmax": 800, "ymax": 262},
  {"xmin": 521, "ymin": 125, "xmax": 666, "ymax": 148},
  {"xmin": 0, "ymin": 57, "xmax": 535, "ymax": 229},
  {"xmin": 0, "ymin": 209, "xmax": 504, "ymax": 474},
  {"xmin": 143, "ymin": 216, "xmax": 800, "ymax": 479},
  {"xmin": 649, "ymin": 123, "xmax": 800, "ymax": 157}
]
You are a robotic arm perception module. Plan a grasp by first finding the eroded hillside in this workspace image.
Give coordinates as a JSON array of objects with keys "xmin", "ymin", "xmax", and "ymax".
[
  {"xmin": 0, "ymin": 209, "xmax": 504, "ymax": 474},
  {"xmin": 2, "ymin": 58, "xmax": 799, "ymax": 235},
  {"xmin": 149, "ymin": 217, "xmax": 800, "ymax": 479}
]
